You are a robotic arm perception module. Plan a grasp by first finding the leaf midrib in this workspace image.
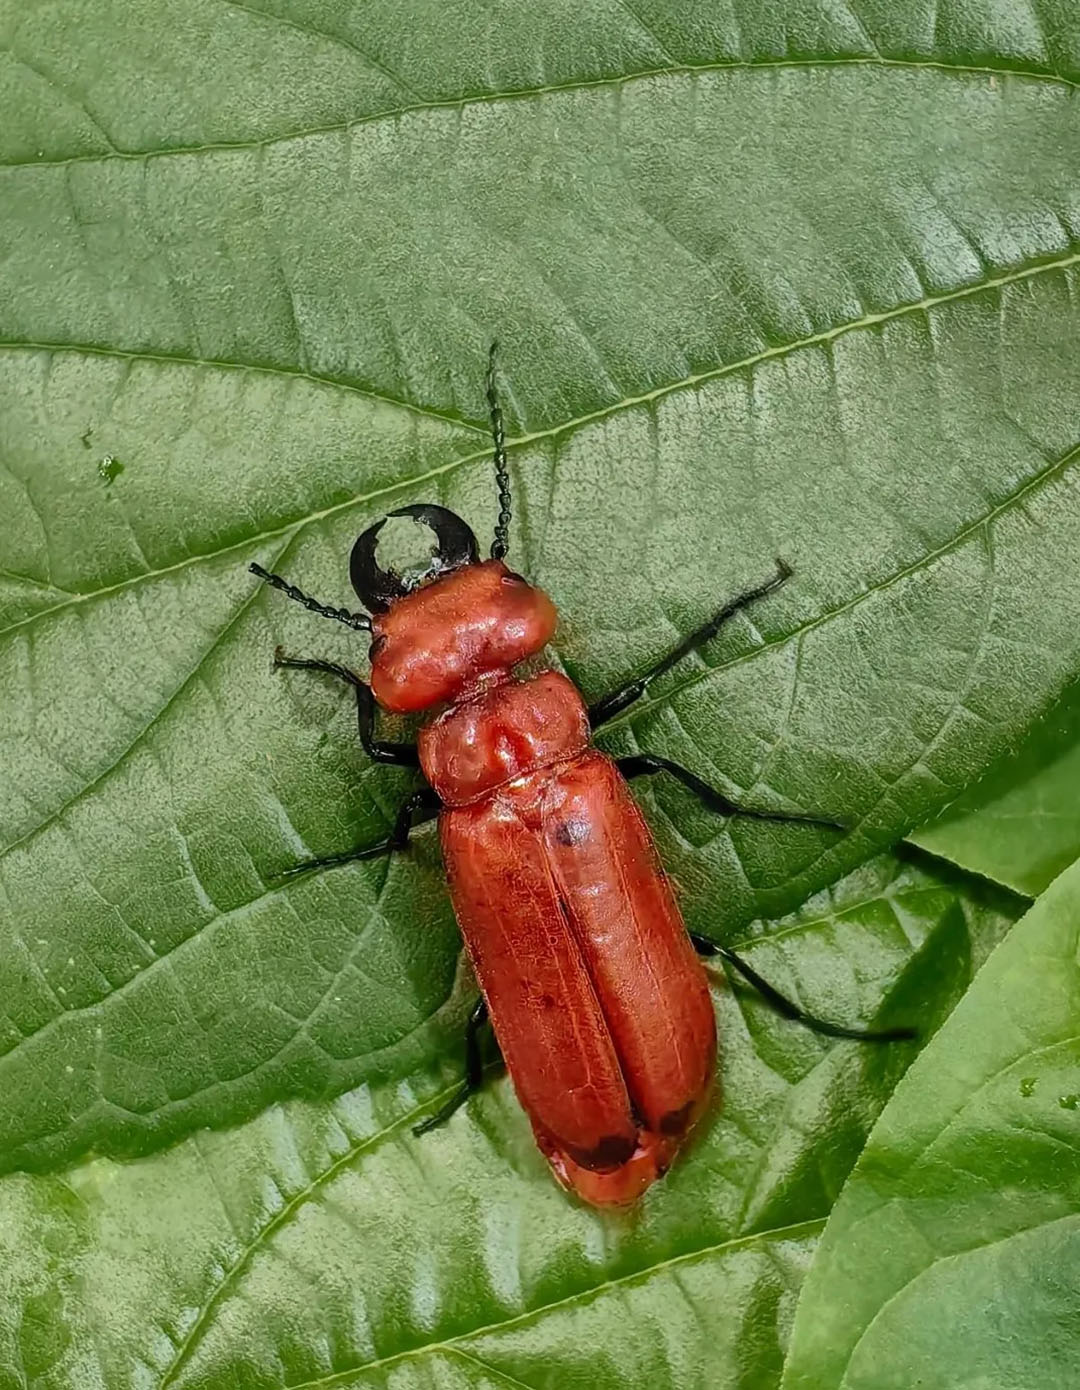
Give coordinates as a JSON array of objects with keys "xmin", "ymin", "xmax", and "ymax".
[
  {"xmin": 3, "ymin": 53, "xmax": 1077, "ymax": 173},
  {"xmin": 5, "ymin": 245, "xmax": 1078, "ymax": 647}
]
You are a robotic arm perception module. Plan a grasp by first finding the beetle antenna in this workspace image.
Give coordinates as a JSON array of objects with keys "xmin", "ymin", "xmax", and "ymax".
[
  {"xmin": 486, "ymin": 340, "xmax": 512, "ymax": 560},
  {"xmin": 249, "ymin": 563, "xmax": 372, "ymax": 632}
]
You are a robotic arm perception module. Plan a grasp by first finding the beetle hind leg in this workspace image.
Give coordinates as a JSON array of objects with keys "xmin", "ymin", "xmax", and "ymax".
[{"xmin": 691, "ymin": 933, "xmax": 916, "ymax": 1043}]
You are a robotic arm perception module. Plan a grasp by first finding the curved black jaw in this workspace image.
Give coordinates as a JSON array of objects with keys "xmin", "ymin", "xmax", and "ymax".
[{"xmin": 350, "ymin": 503, "xmax": 480, "ymax": 612}]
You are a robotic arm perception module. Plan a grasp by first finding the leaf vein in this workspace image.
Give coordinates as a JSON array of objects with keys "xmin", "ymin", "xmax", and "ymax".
[
  {"xmin": 842, "ymin": 1211, "xmax": 1080, "ymax": 1379},
  {"xmin": 2, "ymin": 55, "xmax": 1076, "ymax": 172},
  {"xmin": 184, "ymin": 1217, "xmax": 826, "ymax": 1390},
  {"xmin": 213, "ymin": 0, "xmax": 424, "ymax": 100},
  {"xmin": 157, "ymin": 1086, "xmax": 456, "ymax": 1389},
  {"xmin": 610, "ymin": 428, "xmax": 1080, "ymax": 737}
]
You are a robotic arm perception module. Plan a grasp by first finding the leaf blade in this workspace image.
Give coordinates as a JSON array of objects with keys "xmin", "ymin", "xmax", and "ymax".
[{"xmin": 781, "ymin": 854, "xmax": 1080, "ymax": 1390}]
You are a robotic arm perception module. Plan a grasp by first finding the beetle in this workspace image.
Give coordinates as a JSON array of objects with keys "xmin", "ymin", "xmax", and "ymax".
[{"xmin": 250, "ymin": 346, "xmax": 912, "ymax": 1206}]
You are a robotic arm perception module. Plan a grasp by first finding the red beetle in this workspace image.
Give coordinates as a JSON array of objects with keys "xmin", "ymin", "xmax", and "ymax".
[{"xmin": 251, "ymin": 347, "xmax": 910, "ymax": 1205}]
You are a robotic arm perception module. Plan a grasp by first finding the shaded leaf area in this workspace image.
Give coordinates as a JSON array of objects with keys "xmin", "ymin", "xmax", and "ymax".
[
  {"xmin": 0, "ymin": 855, "xmax": 1019, "ymax": 1389},
  {"xmin": 782, "ymin": 855, "xmax": 1080, "ymax": 1390},
  {"xmin": 2, "ymin": 46, "xmax": 1080, "ymax": 1168},
  {"xmin": 911, "ymin": 676, "xmax": 1080, "ymax": 897}
]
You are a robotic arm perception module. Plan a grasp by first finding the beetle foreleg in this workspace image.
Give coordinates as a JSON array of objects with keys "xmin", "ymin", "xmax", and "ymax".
[
  {"xmin": 617, "ymin": 753, "xmax": 844, "ymax": 831},
  {"xmin": 589, "ymin": 560, "xmax": 793, "ymax": 726},
  {"xmin": 275, "ymin": 787, "xmax": 440, "ymax": 881},
  {"xmin": 273, "ymin": 653, "xmax": 419, "ymax": 766},
  {"xmin": 413, "ymin": 997, "xmax": 492, "ymax": 1136},
  {"xmin": 690, "ymin": 933, "xmax": 916, "ymax": 1043}
]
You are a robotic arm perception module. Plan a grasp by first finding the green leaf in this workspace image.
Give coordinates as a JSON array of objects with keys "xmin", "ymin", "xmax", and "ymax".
[
  {"xmin": 0, "ymin": 854, "xmax": 1017, "ymax": 1389},
  {"xmin": 781, "ymin": 853, "xmax": 1080, "ymax": 1390},
  {"xmin": 4, "ymin": 0, "xmax": 1080, "ymax": 1174},
  {"xmin": 910, "ymin": 677, "xmax": 1080, "ymax": 897},
  {"xmin": 3, "ymin": 3, "xmax": 1080, "ymax": 1380}
]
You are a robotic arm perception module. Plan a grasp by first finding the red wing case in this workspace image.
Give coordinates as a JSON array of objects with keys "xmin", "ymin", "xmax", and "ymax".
[
  {"xmin": 542, "ymin": 753, "xmax": 717, "ymax": 1139},
  {"xmin": 440, "ymin": 751, "xmax": 716, "ymax": 1205}
]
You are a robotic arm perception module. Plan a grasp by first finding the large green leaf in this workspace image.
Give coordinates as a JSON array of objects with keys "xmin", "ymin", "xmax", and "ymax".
[
  {"xmin": 781, "ymin": 854, "xmax": 1080, "ymax": 1390},
  {"xmin": 3, "ymin": 0, "xmax": 1080, "ymax": 1174},
  {"xmin": 2, "ymin": 1, "xmax": 1080, "ymax": 1382},
  {"xmin": 0, "ymin": 854, "xmax": 1017, "ymax": 1389}
]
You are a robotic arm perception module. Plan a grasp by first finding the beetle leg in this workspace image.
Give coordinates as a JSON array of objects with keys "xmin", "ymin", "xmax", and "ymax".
[
  {"xmin": 617, "ymin": 753, "xmax": 844, "ymax": 831},
  {"xmin": 589, "ymin": 560, "xmax": 793, "ymax": 726},
  {"xmin": 273, "ymin": 654, "xmax": 419, "ymax": 766},
  {"xmin": 689, "ymin": 933, "xmax": 916, "ymax": 1043},
  {"xmin": 413, "ymin": 998, "xmax": 492, "ymax": 1136},
  {"xmin": 275, "ymin": 787, "xmax": 440, "ymax": 881}
]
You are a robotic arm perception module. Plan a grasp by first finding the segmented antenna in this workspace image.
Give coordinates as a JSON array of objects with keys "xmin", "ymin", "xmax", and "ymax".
[
  {"xmin": 249, "ymin": 563, "xmax": 371, "ymax": 631},
  {"xmin": 486, "ymin": 340, "xmax": 512, "ymax": 560}
]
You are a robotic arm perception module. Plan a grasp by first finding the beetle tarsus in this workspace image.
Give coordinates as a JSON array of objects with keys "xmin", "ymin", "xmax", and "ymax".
[
  {"xmin": 692, "ymin": 934, "xmax": 917, "ymax": 1043},
  {"xmin": 273, "ymin": 839, "xmax": 397, "ymax": 882}
]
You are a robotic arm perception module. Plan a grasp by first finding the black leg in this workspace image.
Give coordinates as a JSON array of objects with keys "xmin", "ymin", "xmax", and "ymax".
[
  {"xmin": 690, "ymin": 933, "xmax": 916, "ymax": 1042},
  {"xmin": 274, "ymin": 652, "xmax": 418, "ymax": 767},
  {"xmin": 619, "ymin": 753, "xmax": 845, "ymax": 831},
  {"xmin": 589, "ymin": 560, "xmax": 793, "ymax": 727},
  {"xmin": 276, "ymin": 787, "xmax": 440, "ymax": 881},
  {"xmin": 413, "ymin": 998, "xmax": 491, "ymax": 1136}
]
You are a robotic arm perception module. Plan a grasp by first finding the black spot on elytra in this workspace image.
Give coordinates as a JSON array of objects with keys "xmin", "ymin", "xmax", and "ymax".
[
  {"xmin": 567, "ymin": 1133, "xmax": 637, "ymax": 1171},
  {"xmin": 659, "ymin": 1100, "xmax": 694, "ymax": 1136},
  {"xmin": 554, "ymin": 818, "xmax": 588, "ymax": 847}
]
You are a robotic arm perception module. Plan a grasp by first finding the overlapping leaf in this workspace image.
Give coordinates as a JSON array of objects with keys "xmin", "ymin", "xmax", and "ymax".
[
  {"xmin": 911, "ymin": 677, "xmax": 1080, "ymax": 896},
  {"xmin": 782, "ymin": 855, "xmax": 1080, "ymax": 1390}
]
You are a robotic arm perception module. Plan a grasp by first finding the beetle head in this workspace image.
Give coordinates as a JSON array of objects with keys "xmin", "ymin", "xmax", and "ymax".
[{"xmin": 352, "ymin": 505, "xmax": 556, "ymax": 714}]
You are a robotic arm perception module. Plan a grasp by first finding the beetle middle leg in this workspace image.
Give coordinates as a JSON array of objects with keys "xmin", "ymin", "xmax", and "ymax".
[
  {"xmin": 276, "ymin": 787, "xmax": 440, "ymax": 880},
  {"xmin": 589, "ymin": 560, "xmax": 792, "ymax": 726},
  {"xmin": 689, "ymin": 932, "xmax": 915, "ymax": 1043},
  {"xmin": 413, "ymin": 997, "xmax": 492, "ymax": 1136},
  {"xmin": 618, "ymin": 753, "xmax": 843, "ymax": 831},
  {"xmin": 274, "ymin": 653, "xmax": 418, "ymax": 766}
]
